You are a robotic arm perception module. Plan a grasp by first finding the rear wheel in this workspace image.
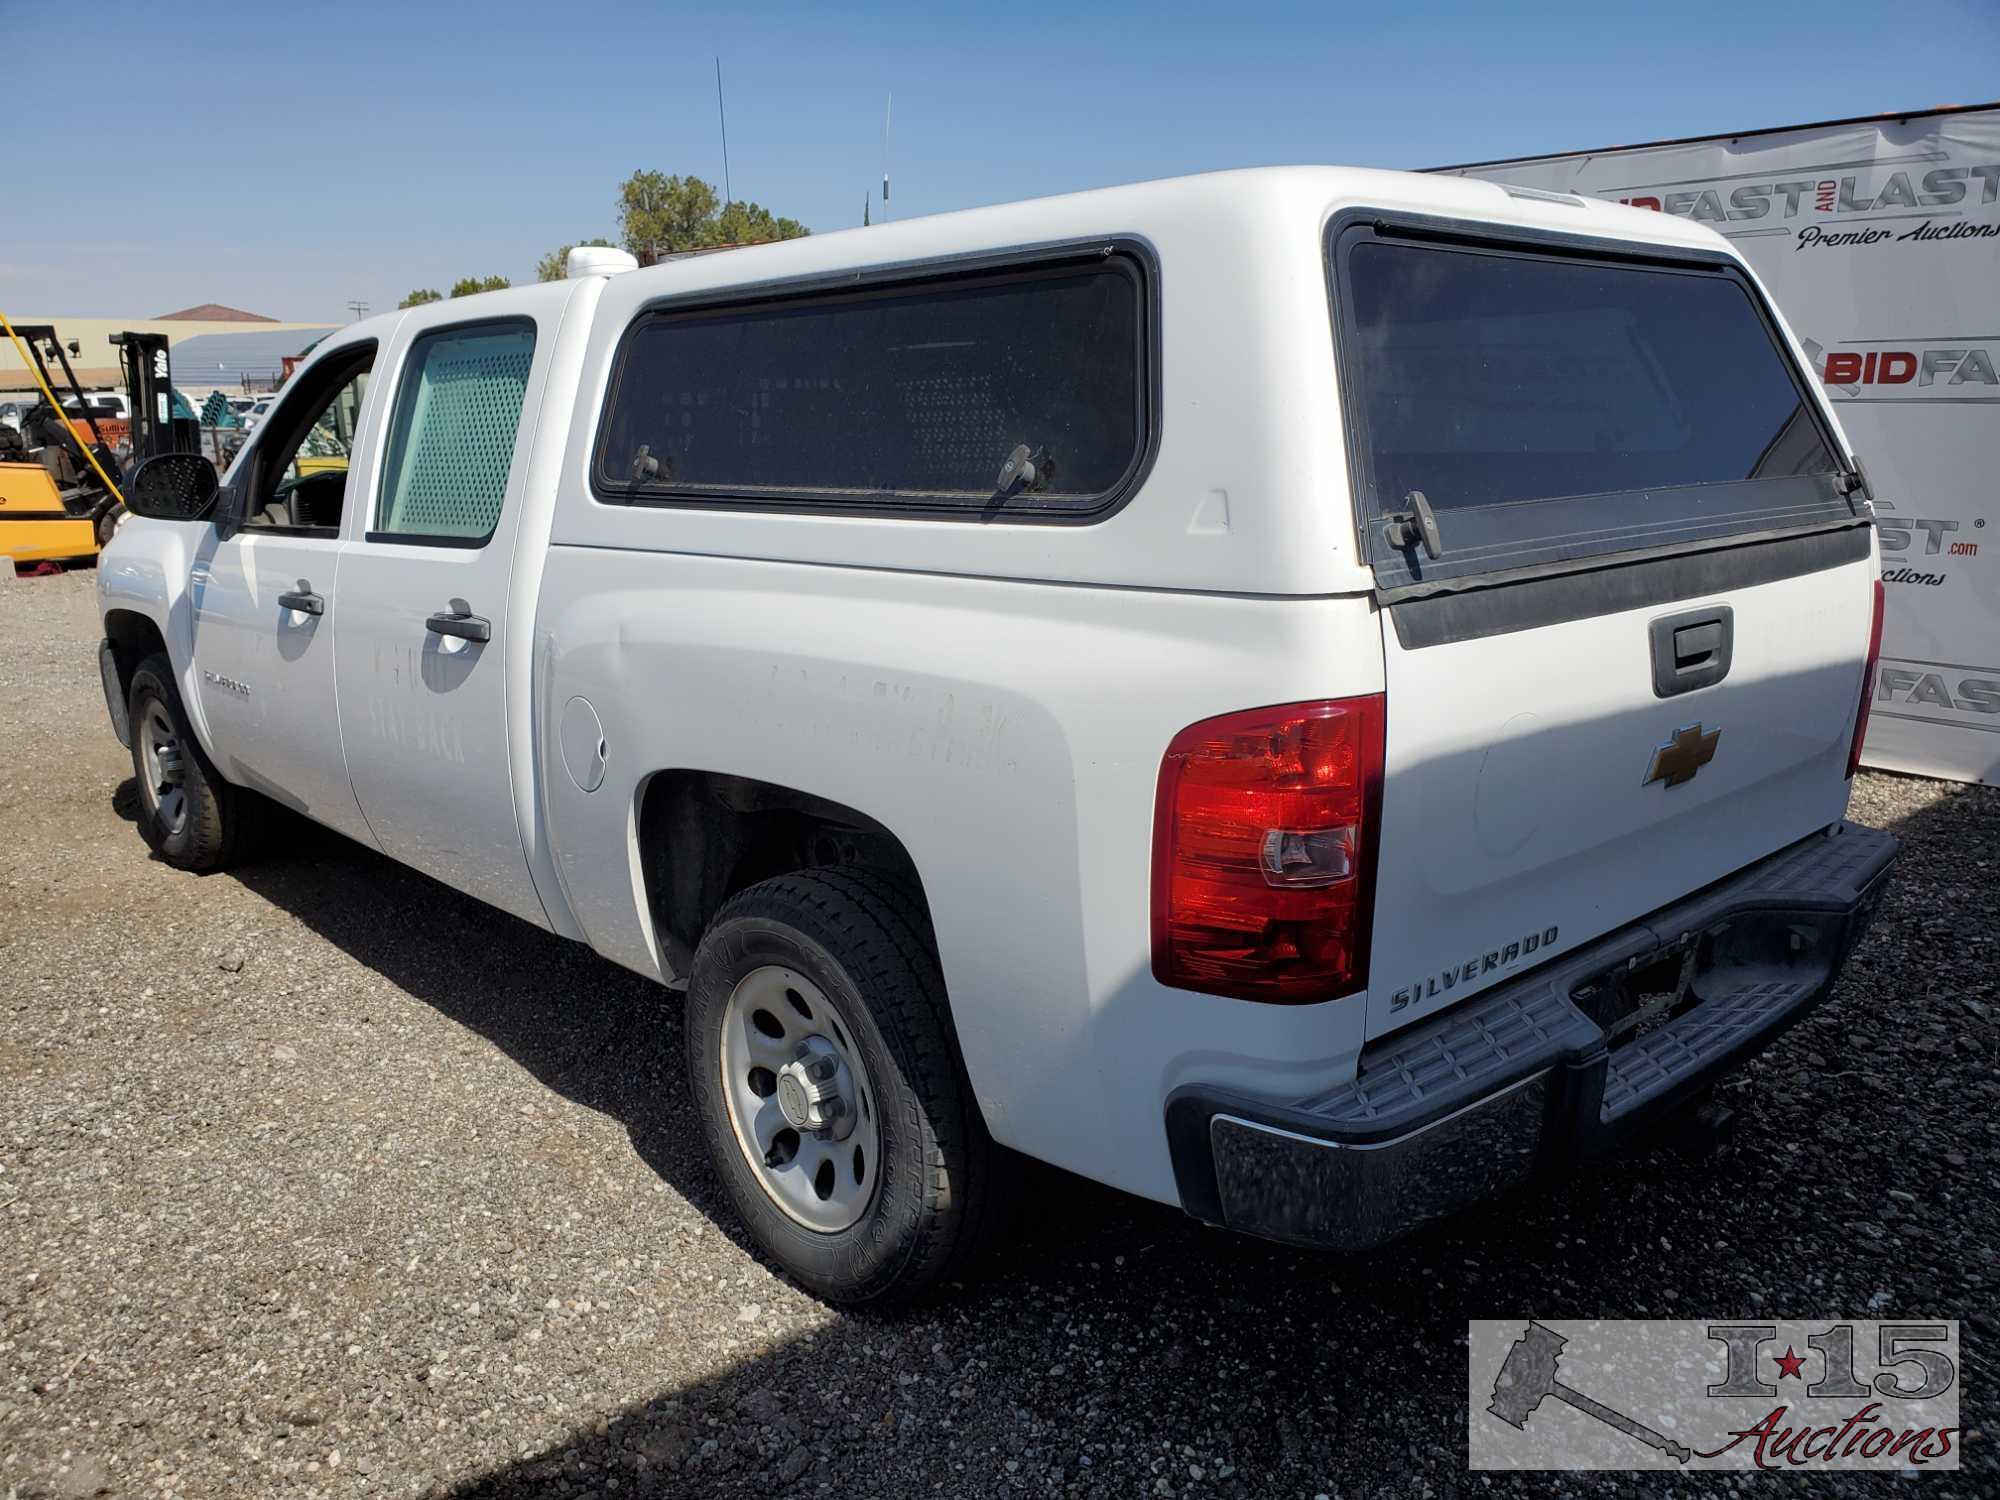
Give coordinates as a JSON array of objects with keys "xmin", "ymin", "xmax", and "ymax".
[
  {"xmin": 127, "ymin": 652, "xmax": 266, "ymax": 870},
  {"xmin": 717, "ymin": 963, "xmax": 883, "ymax": 1235},
  {"xmin": 685, "ymin": 869, "xmax": 1013, "ymax": 1303}
]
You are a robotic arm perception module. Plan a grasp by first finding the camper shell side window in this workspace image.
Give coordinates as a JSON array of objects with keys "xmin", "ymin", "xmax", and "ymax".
[{"xmin": 591, "ymin": 244, "xmax": 1157, "ymax": 523}]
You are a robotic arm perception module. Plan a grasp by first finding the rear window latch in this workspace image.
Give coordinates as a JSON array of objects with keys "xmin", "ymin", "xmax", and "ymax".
[
  {"xmin": 629, "ymin": 444, "xmax": 671, "ymax": 485},
  {"xmin": 994, "ymin": 443, "xmax": 1053, "ymax": 498},
  {"xmin": 1383, "ymin": 489, "xmax": 1443, "ymax": 561}
]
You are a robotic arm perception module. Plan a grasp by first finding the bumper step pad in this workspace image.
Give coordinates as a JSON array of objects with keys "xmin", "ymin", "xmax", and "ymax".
[
  {"xmin": 1600, "ymin": 977, "xmax": 1816, "ymax": 1122},
  {"xmin": 1295, "ymin": 953, "xmax": 1615, "ymax": 1136}
]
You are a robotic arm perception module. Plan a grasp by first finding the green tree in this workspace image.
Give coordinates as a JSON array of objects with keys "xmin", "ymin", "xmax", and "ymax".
[
  {"xmin": 710, "ymin": 200, "xmax": 810, "ymax": 247},
  {"xmin": 618, "ymin": 171, "xmax": 721, "ymax": 263},
  {"xmin": 617, "ymin": 170, "xmax": 811, "ymax": 262},
  {"xmin": 450, "ymin": 275, "xmax": 511, "ymax": 298},
  {"xmin": 537, "ymin": 238, "xmax": 614, "ymax": 283},
  {"xmin": 399, "ymin": 288, "xmax": 442, "ymax": 308}
]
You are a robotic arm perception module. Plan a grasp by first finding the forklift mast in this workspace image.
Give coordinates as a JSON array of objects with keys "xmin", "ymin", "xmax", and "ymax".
[{"xmin": 111, "ymin": 332, "xmax": 199, "ymax": 464}]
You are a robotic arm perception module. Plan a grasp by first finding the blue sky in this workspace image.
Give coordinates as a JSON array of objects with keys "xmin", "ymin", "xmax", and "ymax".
[{"xmin": 3, "ymin": 0, "xmax": 1994, "ymax": 324}]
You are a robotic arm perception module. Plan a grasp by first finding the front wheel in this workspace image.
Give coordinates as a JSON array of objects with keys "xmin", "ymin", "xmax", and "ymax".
[
  {"xmin": 685, "ymin": 869, "xmax": 1013, "ymax": 1303},
  {"xmin": 127, "ymin": 652, "xmax": 266, "ymax": 870}
]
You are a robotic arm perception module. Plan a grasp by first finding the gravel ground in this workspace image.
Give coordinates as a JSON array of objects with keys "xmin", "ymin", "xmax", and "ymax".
[{"xmin": 1, "ymin": 566, "xmax": 1993, "ymax": 1500}]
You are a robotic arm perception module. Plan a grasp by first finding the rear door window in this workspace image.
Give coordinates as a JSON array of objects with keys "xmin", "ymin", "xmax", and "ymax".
[
  {"xmin": 1330, "ymin": 220, "xmax": 1852, "ymax": 590},
  {"xmin": 593, "ymin": 252, "xmax": 1149, "ymax": 520},
  {"xmin": 372, "ymin": 320, "xmax": 536, "ymax": 544}
]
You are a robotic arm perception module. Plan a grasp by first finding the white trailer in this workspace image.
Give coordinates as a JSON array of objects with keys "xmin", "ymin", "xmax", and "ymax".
[{"xmin": 1442, "ymin": 104, "xmax": 2000, "ymax": 785}]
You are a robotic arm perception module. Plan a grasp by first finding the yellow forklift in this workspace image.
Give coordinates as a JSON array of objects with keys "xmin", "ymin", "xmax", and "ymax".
[{"xmin": 0, "ymin": 321, "xmax": 199, "ymax": 569}]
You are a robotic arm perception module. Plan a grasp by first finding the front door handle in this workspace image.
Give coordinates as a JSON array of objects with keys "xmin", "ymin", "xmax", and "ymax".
[
  {"xmin": 277, "ymin": 583, "xmax": 324, "ymax": 616},
  {"xmin": 426, "ymin": 602, "xmax": 491, "ymax": 644}
]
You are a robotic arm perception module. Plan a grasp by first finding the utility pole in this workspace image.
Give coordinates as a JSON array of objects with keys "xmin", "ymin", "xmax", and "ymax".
[{"xmin": 345, "ymin": 299, "xmax": 369, "ymax": 321}]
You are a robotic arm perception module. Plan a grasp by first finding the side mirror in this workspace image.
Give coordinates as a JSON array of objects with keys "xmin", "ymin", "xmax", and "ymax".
[{"xmin": 123, "ymin": 452, "xmax": 220, "ymax": 522}]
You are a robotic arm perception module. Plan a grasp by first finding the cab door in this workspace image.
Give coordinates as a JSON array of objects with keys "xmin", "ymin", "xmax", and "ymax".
[
  {"xmin": 332, "ymin": 295, "xmax": 564, "ymax": 927},
  {"xmin": 189, "ymin": 335, "xmax": 382, "ymax": 845}
]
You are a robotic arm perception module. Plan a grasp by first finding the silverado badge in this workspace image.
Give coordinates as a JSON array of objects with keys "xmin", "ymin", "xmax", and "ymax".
[{"xmin": 1643, "ymin": 722, "xmax": 1720, "ymax": 789}]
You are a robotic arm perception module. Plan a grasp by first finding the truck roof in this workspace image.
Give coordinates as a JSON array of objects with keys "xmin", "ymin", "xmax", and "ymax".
[{"xmin": 369, "ymin": 162, "xmax": 1736, "ymax": 344}]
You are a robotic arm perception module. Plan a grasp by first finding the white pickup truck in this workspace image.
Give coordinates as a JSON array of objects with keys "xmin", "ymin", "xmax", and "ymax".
[{"xmin": 98, "ymin": 167, "xmax": 1896, "ymax": 1302}]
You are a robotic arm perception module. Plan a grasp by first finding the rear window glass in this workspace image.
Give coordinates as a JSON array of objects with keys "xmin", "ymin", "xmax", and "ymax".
[
  {"xmin": 594, "ymin": 258, "xmax": 1146, "ymax": 516},
  {"xmin": 1346, "ymin": 240, "xmax": 1837, "ymax": 512},
  {"xmin": 1332, "ymin": 225, "xmax": 1852, "ymax": 589}
]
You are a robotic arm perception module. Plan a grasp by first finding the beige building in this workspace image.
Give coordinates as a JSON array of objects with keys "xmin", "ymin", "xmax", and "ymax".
[{"xmin": 1, "ymin": 305, "xmax": 332, "ymax": 396}]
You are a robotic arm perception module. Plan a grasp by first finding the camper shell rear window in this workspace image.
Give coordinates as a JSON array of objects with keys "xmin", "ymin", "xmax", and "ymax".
[
  {"xmin": 1327, "ymin": 213, "xmax": 1856, "ymax": 593},
  {"xmin": 592, "ymin": 246, "xmax": 1153, "ymax": 522}
]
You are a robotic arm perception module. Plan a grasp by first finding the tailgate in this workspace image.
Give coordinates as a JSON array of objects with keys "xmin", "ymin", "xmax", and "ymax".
[
  {"xmin": 1324, "ymin": 211, "xmax": 1878, "ymax": 1041},
  {"xmin": 1368, "ymin": 535, "xmax": 1872, "ymax": 1039}
]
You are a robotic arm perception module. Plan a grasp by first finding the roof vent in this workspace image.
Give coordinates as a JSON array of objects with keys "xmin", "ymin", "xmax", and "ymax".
[{"xmin": 566, "ymin": 246, "xmax": 639, "ymax": 278}]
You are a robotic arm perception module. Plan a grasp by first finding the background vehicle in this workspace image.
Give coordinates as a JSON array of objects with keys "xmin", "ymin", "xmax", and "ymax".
[
  {"xmin": 1, "ymin": 323, "xmax": 203, "ymax": 565},
  {"xmin": 94, "ymin": 170, "xmax": 1893, "ymax": 1301},
  {"xmin": 64, "ymin": 391, "xmax": 129, "ymax": 421},
  {"xmin": 0, "ymin": 323, "xmax": 128, "ymax": 563}
]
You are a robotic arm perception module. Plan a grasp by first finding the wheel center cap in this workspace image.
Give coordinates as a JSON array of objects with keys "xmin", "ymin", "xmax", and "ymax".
[
  {"xmin": 775, "ymin": 1070, "xmax": 813, "ymax": 1128},
  {"xmin": 773, "ymin": 1036, "xmax": 852, "ymax": 1138}
]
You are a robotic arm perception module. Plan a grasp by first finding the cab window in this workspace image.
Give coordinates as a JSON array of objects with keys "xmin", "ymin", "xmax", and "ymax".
[{"xmin": 239, "ymin": 343, "xmax": 376, "ymax": 534}]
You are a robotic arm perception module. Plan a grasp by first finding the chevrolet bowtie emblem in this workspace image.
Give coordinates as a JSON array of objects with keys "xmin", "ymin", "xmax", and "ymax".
[{"xmin": 1643, "ymin": 722, "xmax": 1721, "ymax": 789}]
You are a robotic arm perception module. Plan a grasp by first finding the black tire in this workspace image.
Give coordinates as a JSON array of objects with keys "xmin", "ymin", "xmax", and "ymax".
[
  {"xmin": 127, "ymin": 652, "xmax": 267, "ymax": 871},
  {"xmin": 685, "ymin": 868, "xmax": 1016, "ymax": 1304}
]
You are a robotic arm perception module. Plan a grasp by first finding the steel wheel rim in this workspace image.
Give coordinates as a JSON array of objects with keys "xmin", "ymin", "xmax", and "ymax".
[
  {"xmin": 718, "ymin": 964, "xmax": 882, "ymax": 1233},
  {"xmin": 138, "ymin": 701, "xmax": 188, "ymax": 836}
]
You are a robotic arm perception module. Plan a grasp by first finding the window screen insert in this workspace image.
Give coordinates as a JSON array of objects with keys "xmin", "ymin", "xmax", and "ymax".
[{"xmin": 374, "ymin": 321, "xmax": 536, "ymax": 543}]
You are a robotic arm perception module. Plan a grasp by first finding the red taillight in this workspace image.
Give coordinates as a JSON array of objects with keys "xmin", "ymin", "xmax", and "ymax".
[
  {"xmin": 1847, "ymin": 579, "xmax": 1886, "ymax": 779},
  {"xmin": 1151, "ymin": 696, "xmax": 1385, "ymax": 1002}
]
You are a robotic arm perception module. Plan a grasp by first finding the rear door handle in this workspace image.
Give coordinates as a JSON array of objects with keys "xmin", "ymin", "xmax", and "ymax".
[
  {"xmin": 426, "ymin": 603, "xmax": 491, "ymax": 644},
  {"xmin": 1649, "ymin": 606, "xmax": 1733, "ymax": 698},
  {"xmin": 277, "ymin": 584, "xmax": 324, "ymax": 616}
]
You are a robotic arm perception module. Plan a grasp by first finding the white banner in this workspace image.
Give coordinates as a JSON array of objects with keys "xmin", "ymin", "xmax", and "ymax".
[{"xmin": 1445, "ymin": 107, "xmax": 2000, "ymax": 784}]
